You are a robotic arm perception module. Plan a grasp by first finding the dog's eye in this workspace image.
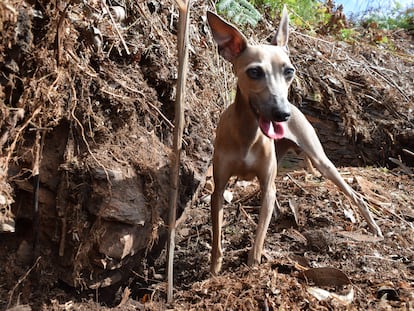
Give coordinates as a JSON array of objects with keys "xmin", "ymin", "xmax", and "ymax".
[
  {"xmin": 246, "ymin": 67, "xmax": 265, "ymax": 80},
  {"xmin": 284, "ymin": 67, "xmax": 295, "ymax": 79}
]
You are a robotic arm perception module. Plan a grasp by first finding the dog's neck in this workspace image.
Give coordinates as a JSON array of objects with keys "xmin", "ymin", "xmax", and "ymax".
[{"xmin": 233, "ymin": 86, "xmax": 264, "ymax": 144}]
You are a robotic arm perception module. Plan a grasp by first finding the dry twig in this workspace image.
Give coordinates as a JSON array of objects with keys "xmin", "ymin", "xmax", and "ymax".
[
  {"xmin": 4, "ymin": 106, "xmax": 42, "ymax": 168},
  {"xmin": 166, "ymin": 0, "xmax": 191, "ymax": 304},
  {"xmin": 7, "ymin": 256, "xmax": 41, "ymax": 309}
]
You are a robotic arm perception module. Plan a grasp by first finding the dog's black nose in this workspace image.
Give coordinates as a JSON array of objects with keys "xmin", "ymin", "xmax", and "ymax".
[{"xmin": 272, "ymin": 107, "xmax": 290, "ymax": 122}]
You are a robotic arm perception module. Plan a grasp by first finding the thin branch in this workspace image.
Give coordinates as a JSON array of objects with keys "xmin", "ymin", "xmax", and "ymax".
[
  {"xmin": 166, "ymin": 0, "xmax": 191, "ymax": 304},
  {"xmin": 403, "ymin": 148, "xmax": 414, "ymax": 158},
  {"xmin": 286, "ymin": 173, "xmax": 309, "ymax": 194},
  {"xmin": 4, "ymin": 106, "xmax": 42, "ymax": 167},
  {"xmin": 7, "ymin": 256, "xmax": 41, "ymax": 308},
  {"xmin": 32, "ymin": 128, "xmax": 45, "ymax": 257}
]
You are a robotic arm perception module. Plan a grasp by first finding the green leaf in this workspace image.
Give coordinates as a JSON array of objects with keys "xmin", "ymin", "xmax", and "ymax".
[{"xmin": 216, "ymin": 0, "xmax": 262, "ymax": 27}]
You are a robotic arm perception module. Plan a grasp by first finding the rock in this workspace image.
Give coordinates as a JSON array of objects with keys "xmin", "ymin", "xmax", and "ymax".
[
  {"xmin": 97, "ymin": 220, "xmax": 150, "ymax": 260},
  {"xmin": 88, "ymin": 167, "xmax": 147, "ymax": 225}
]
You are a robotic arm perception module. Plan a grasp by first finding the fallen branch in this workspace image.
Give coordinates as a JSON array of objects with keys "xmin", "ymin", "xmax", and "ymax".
[
  {"xmin": 388, "ymin": 157, "xmax": 413, "ymax": 175},
  {"xmin": 403, "ymin": 148, "xmax": 414, "ymax": 158}
]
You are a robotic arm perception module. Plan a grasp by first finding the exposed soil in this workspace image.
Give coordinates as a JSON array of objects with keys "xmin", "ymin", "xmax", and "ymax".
[
  {"xmin": 0, "ymin": 0, "xmax": 413, "ymax": 310},
  {"xmin": 166, "ymin": 165, "xmax": 414, "ymax": 310}
]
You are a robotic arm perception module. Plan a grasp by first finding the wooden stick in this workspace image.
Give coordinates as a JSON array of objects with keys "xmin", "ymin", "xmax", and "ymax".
[
  {"xmin": 166, "ymin": 0, "xmax": 191, "ymax": 304},
  {"xmin": 403, "ymin": 148, "xmax": 414, "ymax": 158},
  {"xmin": 32, "ymin": 127, "xmax": 45, "ymax": 260},
  {"xmin": 32, "ymin": 130, "xmax": 41, "ymax": 257}
]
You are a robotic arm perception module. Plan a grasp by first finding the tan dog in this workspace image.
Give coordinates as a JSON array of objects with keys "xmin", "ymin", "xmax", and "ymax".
[{"xmin": 207, "ymin": 7, "xmax": 383, "ymax": 275}]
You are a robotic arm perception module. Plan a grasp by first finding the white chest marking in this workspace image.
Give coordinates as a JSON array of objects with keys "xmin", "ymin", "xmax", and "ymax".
[{"xmin": 244, "ymin": 151, "xmax": 257, "ymax": 168}]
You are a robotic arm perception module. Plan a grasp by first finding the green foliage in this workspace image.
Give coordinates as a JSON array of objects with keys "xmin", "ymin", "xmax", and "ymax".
[
  {"xmin": 216, "ymin": 0, "xmax": 262, "ymax": 27},
  {"xmin": 214, "ymin": 0, "xmax": 412, "ymax": 55},
  {"xmin": 360, "ymin": 2, "xmax": 414, "ymax": 31},
  {"xmin": 216, "ymin": 0, "xmax": 331, "ymax": 32},
  {"xmin": 252, "ymin": 0, "xmax": 328, "ymax": 27},
  {"xmin": 356, "ymin": 1, "xmax": 414, "ymax": 31},
  {"xmin": 339, "ymin": 28, "xmax": 356, "ymax": 42}
]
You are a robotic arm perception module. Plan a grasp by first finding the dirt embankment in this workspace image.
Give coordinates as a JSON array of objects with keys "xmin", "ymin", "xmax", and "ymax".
[{"xmin": 1, "ymin": 0, "xmax": 222, "ymax": 306}]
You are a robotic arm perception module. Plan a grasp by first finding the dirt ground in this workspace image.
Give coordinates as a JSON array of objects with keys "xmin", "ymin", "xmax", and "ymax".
[
  {"xmin": 0, "ymin": 0, "xmax": 413, "ymax": 310},
  {"xmin": 166, "ymin": 165, "xmax": 414, "ymax": 310}
]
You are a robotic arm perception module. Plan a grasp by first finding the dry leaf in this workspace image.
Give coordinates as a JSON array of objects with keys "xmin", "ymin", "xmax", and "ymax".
[
  {"xmin": 288, "ymin": 199, "xmax": 300, "ymax": 225},
  {"xmin": 307, "ymin": 286, "xmax": 331, "ymax": 301},
  {"xmin": 354, "ymin": 176, "xmax": 391, "ymax": 206},
  {"xmin": 307, "ymin": 286, "xmax": 354, "ymax": 305},
  {"xmin": 337, "ymin": 231, "xmax": 384, "ymax": 242},
  {"xmin": 300, "ymin": 267, "xmax": 351, "ymax": 286},
  {"xmin": 223, "ymin": 190, "xmax": 233, "ymax": 203},
  {"xmin": 343, "ymin": 208, "xmax": 356, "ymax": 223}
]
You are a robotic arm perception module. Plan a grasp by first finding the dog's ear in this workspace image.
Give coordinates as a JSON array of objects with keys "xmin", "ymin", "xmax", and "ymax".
[
  {"xmin": 271, "ymin": 5, "xmax": 289, "ymax": 51},
  {"xmin": 207, "ymin": 11, "xmax": 248, "ymax": 63}
]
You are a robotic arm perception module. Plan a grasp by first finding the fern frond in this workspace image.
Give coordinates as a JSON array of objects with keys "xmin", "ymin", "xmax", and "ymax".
[{"xmin": 216, "ymin": 0, "xmax": 262, "ymax": 27}]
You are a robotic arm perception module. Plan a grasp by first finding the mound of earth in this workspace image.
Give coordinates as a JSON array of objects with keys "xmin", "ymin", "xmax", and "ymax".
[{"xmin": 0, "ymin": 0, "xmax": 413, "ymax": 309}]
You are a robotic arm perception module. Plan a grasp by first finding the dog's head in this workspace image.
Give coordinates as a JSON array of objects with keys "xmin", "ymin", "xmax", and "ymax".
[{"xmin": 207, "ymin": 6, "xmax": 295, "ymax": 140}]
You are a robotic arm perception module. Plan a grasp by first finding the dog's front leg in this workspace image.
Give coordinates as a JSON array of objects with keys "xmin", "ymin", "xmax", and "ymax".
[
  {"xmin": 248, "ymin": 162, "xmax": 277, "ymax": 265},
  {"xmin": 211, "ymin": 187, "xmax": 224, "ymax": 275},
  {"xmin": 210, "ymin": 159, "xmax": 232, "ymax": 275}
]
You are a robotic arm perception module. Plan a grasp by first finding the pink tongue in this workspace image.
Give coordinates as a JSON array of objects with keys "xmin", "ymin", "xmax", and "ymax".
[{"xmin": 259, "ymin": 117, "xmax": 285, "ymax": 140}]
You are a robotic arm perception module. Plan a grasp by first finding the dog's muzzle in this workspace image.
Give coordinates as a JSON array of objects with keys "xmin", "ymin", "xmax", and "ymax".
[
  {"xmin": 249, "ymin": 97, "xmax": 290, "ymax": 140},
  {"xmin": 271, "ymin": 106, "xmax": 290, "ymax": 122}
]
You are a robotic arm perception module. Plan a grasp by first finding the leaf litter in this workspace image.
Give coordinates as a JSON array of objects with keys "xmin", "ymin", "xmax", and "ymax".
[{"xmin": 0, "ymin": 0, "xmax": 413, "ymax": 310}]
